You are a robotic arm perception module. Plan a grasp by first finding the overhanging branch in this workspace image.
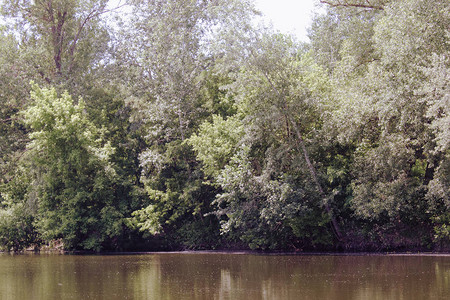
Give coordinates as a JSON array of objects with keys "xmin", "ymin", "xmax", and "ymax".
[{"xmin": 319, "ymin": 0, "xmax": 386, "ymax": 10}]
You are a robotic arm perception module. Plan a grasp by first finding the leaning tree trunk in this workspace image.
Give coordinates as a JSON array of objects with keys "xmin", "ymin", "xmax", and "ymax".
[
  {"xmin": 261, "ymin": 71, "xmax": 343, "ymax": 240},
  {"xmin": 290, "ymin": 119, "xmax": 342, "ymax": 240}
]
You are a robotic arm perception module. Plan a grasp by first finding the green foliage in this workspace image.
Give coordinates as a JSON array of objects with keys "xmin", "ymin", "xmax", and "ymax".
[
  {"xmin": 1, "ymin": 0, "xmax": 110, "ymax": 89},
  {"xmin": 20, "ymin": 84, "xmax": 123, "ymax": 251},
  {"xmin": 187, "ymin": 31, "xmax": 343, "ymax": 249},
  {"xmin": 288, "ymin": 210, "xmax": 333, "ymax": 247},
  {"xmin": 0, "ymin": 29, "xmax": 30, "ymax": 183},
  {"xmin": 128, "ymin": 204, "xmax": 162, "ymax": 235},
  {"xmin": 432, "ymin": 213, "xmax": 450, "ymax": 246},
  {"xmin": 347, "ymin": 0, "xmax": 449, "ymax": 222},
  {"xmin": 310, "ymin": 0, "xmax": 449, "ymax": 248},
  {"xmin": 0, "ymin": 0, "xmax": 448, "ymax": 252},
  {"xmin": 0, "ymin": 165, "xmax": 38, "ymax": 252},
  {"xmin": 0, "ymin": 203, "xmax": 36, "ymax": 252},
  {"xmin": 188, "ymin": 115, "xmax": 244, "ymax": 178},
  {"xmin": 118, "ymin": 0, "xmax": 259, "ymax": 249}
]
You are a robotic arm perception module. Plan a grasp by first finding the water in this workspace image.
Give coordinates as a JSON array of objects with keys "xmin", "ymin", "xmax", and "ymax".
[{"xmin": 0, "ymin": 252, "xmax": 448, "ymax": 299}]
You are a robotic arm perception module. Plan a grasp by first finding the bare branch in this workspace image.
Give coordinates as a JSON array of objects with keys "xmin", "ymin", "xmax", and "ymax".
[
  {"xmin": 319, "ymin": 0, "xmax": 385, "ymax": 10},
  {"xmin": 0, "ymin": 117, "xmax": 14, "ymax": 123},
  {"xmin": 67, "ymin": 3, "xmax": 128, "ymax": 71}
]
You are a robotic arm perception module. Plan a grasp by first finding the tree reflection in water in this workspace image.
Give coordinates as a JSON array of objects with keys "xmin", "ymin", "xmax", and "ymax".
[{"xmin": 0, "ymin": 253, "xmax": 448, "ymax": 300}]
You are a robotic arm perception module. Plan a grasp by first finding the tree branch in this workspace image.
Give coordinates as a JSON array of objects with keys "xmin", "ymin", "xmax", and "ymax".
[
  {"xmin": 68, "ymin": 3, "xmax": 128, "ymax": 71},
  {"xmin": 0, "ymin": 117, "xmax": 14, "ymax": 123},
  {"xmin": 319, "ymin": 0, "xmax": 385, "ymax": 10}
]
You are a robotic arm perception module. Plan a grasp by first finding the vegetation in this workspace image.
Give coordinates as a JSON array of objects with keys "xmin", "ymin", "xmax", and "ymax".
[{"xmin": 0, "ymin": 0, "xmax": 448, "ymax": 252}]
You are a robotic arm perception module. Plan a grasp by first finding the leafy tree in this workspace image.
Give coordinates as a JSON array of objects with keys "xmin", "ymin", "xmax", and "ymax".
[
  {"xmin": 0, "ymin": 162, "xmax": 38, "ymax": 252},
  {"xmin": 190, "ymin": 32, "xmax": 343, "ymax": 249},
  {"xmin": 1, "ymin": 0, "xmax": 117, "ymax": 188},
  {"xmin": 0, "ymin": 28, "xmax": 30, "ymax": 184},
  {"xmin": 0, "ymin": 204, "xmax": 36, "ymax": 251},
  {"xmin": 317, "ymin": 0, "xmax": 449, "ymax": 247},
  {"xmin": 1, "ymin": 0, "xmax": 113, "ymax": 92},
  {"xmin": 19, "ymin": 84, "xmax": 123, "ymax": 251},
  {"xmin": 0, "ymin": 0, "xmax": 447, "ymax": 252},
  {"xmin": 188, "ymin": 114, "xmax": 244, "ymax": 179},
  {"xmin": 309, "ymin": 5, "xmax": 380, "ymax": 73},
  {"xmin": 117, "ymin": 0, "xmax": 257, "ymax": 248}
]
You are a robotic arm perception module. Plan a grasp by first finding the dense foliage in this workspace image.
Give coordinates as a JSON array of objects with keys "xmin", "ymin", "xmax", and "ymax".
[{"xmin": 0, "ymin": 0, "xmax": 448, "ymax": 252}]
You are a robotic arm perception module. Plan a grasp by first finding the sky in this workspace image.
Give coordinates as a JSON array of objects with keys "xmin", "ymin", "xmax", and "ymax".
[{"xmin": 252, "ymin": 0, "xmax": 322, "ymax": 41}]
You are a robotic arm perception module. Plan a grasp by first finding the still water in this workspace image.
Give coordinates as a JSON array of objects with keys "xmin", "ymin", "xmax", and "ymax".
[{"xmin": 0, "ymin": 252, "xmax": 448, "ymax": 299}]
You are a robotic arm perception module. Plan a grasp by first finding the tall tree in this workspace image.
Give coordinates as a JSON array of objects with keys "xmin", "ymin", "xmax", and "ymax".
[
  {"xmin": 190, "ymin": 32, "xmax": 343, "ymax": 249},
  {"xmin": 1, "ymin": 0, "xmax": 113, "ymax": 92},
  {"xmin": 116, "ymin": 0, "xmax": 257, "ymax": 247},
  {"xmin": 317, "ymin": 0, "xmax": 449, "ymax": 247}
]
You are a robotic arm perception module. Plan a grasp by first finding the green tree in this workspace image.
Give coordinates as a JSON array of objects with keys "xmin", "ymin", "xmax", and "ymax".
[
  {"xmin": 1, "ymin": 0, "xmax": 117, "ymax": 189},
  {"xmin": 0, "ymin": 162, "xmax": 38, "ymax": 252},
  {"xmin": 1, "ymin": 0, "xmax": 113, "ymax": 92},
  {"xmin": 117, "ymin": 0, "xmax": 256, "ymax": 248},
  {"xmin": 316, "ymin": 0, "xmax": 449, "ymax": 248},
  {"xmin": 19, "ymin": 84, "xmax": 123, "ymax": 250},
  {"xmin": 190, "ymin": 32, "xmax": 342, "ymax": 249},
  {"xmin": 0, "ymin": 28, "xmax": 30, "ymax": 184}
]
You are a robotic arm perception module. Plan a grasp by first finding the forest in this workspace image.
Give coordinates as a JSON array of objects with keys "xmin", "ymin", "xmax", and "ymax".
[{"xmin": 0, "ymin": 0, "xmax": 448, "ymax": 252}]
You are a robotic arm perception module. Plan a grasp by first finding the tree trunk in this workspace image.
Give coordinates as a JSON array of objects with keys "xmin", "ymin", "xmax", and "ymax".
[
  {"xmin": 290, "ymin": 119, "xmax": 342, "ymax": 240},
  {"xmin": 260, "ymin": 70, "xmax": 343, "ymax": 240}
]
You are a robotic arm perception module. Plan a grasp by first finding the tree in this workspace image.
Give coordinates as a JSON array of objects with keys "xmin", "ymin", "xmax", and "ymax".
[
  {"xmin": 0, "ymin": 28, "xmax": 30, "ymax": 184},
  {"xmin": 115, "ymin": 0, "xmax": 257, "ymax": 248},
  {"xmin": 19, "ymin": 84, "xmax": 123, "ymax": 250},
  {"xmin": 118, "ymin": 0, "xmax": 255, "ymax": 140},
  {"xmin": 0, "ymin": 162, "xmax": 38, "ymax": 252},
  {"xmin": 317, "ymin": 0, "xmax": 449, "ymax": 247},
  {"xmin": 190, "ymin": 31, "xmax": 343, "ymax": 249},
  {"xmin": 1, "ymin": 0, "xmax": 113, "ymax": 92},
  {"xmin": 0, "ymin": 0, "xmax": 117, "ymax": 184}
]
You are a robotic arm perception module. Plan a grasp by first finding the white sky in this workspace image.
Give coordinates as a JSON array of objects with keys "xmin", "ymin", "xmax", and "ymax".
[{"xmin": 253, "ymin": 0, "xmax": 322, "ymax": 41}]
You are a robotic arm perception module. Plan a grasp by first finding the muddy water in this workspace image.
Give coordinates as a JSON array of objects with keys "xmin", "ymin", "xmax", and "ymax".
[{"xmin": 0, "ymin": 252, "xmax": 448, "ymax": 299}]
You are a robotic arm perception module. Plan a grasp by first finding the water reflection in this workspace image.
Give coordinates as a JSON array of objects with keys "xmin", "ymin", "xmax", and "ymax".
[{"xmin": 0, "ymin": 253, "xmax": 448, "ymax": 299}]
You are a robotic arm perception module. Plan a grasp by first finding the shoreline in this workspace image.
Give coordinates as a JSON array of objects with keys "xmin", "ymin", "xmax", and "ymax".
[{"xmin": 2, "ymin": 249, "xmax": 449, "ymax": 256}]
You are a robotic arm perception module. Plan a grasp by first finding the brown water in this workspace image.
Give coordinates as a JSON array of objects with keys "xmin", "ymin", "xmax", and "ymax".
[{"xmin": 0, "ymin": 252, "xmax": 448, "ymax": 299}]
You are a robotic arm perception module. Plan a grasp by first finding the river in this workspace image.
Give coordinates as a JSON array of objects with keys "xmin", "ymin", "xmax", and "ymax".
[{"xmin": 0, "ymin": 252, "xmax": 448, "ymax": 299}]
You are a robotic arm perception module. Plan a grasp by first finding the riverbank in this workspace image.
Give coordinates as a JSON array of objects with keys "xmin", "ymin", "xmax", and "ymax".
[
  {"xmin": 2, "ymin": 235, "xmax": 448, "ymax": 254},
  {"xmin": 3, "ymin": 248, "xmax": 449, "ymax": 256}
]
